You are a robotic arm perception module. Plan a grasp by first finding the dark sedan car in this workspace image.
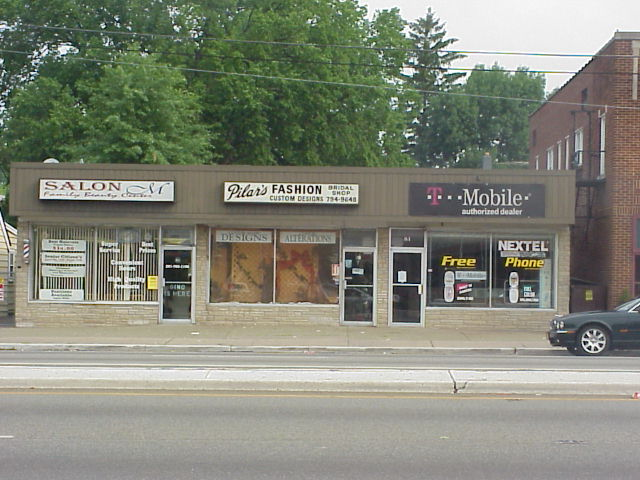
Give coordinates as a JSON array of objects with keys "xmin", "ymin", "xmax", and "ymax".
[{"xmin": 548, "ymin": 297, "xmax": 640, "ymax": 355}]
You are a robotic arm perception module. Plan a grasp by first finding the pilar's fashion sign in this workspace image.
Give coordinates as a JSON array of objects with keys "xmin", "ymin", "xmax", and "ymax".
[
  {"xmin": 39, "ymin": 179, "xmax": 175, "ymax": 202},
  {"xmin": 409, "ymin": 183, "xmax": 545, "ymax": 217},
  {"xmin": 224, "ymin": 182, "xmax": 359, "ymax": 205}
]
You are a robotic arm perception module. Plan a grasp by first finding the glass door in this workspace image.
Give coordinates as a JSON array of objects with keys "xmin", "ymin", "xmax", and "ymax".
[
  {"xmin": 341, "ymin": 249, "xmax": 375, "ymax": 324},
  {"xmin": 391, "ymin": 251, "xmax": 424, "ymax": 325},
  {"xmin": 161, "ymin": 248, "xmax": 194, "ymax": 323}
]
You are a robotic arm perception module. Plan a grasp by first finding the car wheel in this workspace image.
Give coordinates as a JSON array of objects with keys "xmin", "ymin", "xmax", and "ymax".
[{"xmin": 576, "ymin": 325, "xmax": 610, "ymax": 356}]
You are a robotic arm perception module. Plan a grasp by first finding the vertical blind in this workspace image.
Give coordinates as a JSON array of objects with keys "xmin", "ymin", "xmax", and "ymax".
[{"xmin": 33, "ymin": 225, "xmax": 158, "ymax": 302}]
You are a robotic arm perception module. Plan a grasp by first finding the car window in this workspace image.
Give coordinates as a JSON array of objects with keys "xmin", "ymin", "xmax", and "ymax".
[{"xmin": 615, "ymin": 298, "xmax": 640, "ymax": 312}]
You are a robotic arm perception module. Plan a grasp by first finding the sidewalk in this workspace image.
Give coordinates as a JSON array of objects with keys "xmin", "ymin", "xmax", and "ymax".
[
  {"xmin": 3, "ymin": 323, "xmax": 640, "ymax": 396},
  {"xmin": 0, "ymin": 322, "xmax": 553, "ymax": 354}
]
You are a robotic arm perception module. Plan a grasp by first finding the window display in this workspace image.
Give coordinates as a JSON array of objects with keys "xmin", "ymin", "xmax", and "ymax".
[
  {"xmin": 276, "ymin": 231, "xmax": 339, "ymax": 304},
  {"xmin": 210, "ymin": 229, "xmax": 339, "ymax": 304},
  {"xmin": 32, "ymin": 225, "xmax": 159, "ymax": 302},
  {"xmin": 492, "ymin": 237, "xmax": 554, "ymax": 308},
  {"xmin": 210, "ymin": 230, "xmax": 274, "ymax": 303},
  {"xmin": 428, "ymin": 234, "xmax": 489, "ymax": 307}
]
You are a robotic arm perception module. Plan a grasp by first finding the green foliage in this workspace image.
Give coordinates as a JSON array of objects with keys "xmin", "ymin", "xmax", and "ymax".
[
  {"xmin": 0, "ymin": 77, "xmax": 84, "ymax": 174},
  {"xmin": 405, "ymin": 8, "xmax": 465, "ymax": 165},
  {"xmin": 70, "ymin": 53, "xmax": 213, "ymax": 164},
  {"xmin": 0, "ymin": 0, "xmax": 418, "ymax": 171},
  {"xmin": 0, "ymin": 1, "xmax": 545, "ymax": 175},
  {"xmin": 421, "ymin": 65, "xmax": 546, "ymax": 167}
]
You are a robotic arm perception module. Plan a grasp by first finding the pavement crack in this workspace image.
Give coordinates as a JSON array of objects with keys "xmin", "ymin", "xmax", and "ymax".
[{"xmin": 448, "ymin": 370, "xmax": 464, "ymax": 394}]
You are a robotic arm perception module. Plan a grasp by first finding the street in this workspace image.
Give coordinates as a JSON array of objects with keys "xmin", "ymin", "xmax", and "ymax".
[
  {"xmin": 2, "ymin": 390, "xmax": 640, "ymax": 480},
  {"xmin": 2, "ymin": 350, "xmax": 640, "ymax": 370}
]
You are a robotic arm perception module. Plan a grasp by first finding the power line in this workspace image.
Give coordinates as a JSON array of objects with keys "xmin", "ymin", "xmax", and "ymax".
[
  {"xmin": 2, "ymin": 48, "xmax": 639, "ymax": 112},
  {"xmin": 122, "ymin": 47, "xmax": 633, "ymax": 77},
  {"xmin": 10, "ymin": 23, "xmax": 640, "ymax": 59}
]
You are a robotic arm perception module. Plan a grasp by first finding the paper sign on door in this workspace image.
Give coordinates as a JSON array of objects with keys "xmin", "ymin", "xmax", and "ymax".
[{"xmin": 398, "ymin": 271, "xmax": 407, "ymax": 283}]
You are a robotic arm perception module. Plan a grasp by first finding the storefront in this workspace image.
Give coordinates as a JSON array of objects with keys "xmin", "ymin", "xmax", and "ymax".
[{"xmin": 10, "ymin": 163, "xmax": 574, "ymax": 328}]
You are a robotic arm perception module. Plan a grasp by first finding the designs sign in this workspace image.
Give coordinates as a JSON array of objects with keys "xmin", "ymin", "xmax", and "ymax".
[
  {"xmin": 409, "ymin": 183, "xmax": 545, "ymax": 217},
  {"xmin": 224, "ymin": 182, "xmax": 358, "ymax": 205},
  {"xmin": 39, "ymin": 179, "xmax": 175, "ymax": 202}
]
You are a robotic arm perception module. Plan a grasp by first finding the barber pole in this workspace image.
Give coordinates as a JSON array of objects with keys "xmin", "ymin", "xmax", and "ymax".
[{"xmin": 23, "ymin": 239, "xmax": 30, "ymax": 263}]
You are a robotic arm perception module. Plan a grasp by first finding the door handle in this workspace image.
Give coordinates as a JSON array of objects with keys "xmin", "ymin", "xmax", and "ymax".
[{"xmin": 418, "ymin": 284, "xmax": 423, "ymax": 295}]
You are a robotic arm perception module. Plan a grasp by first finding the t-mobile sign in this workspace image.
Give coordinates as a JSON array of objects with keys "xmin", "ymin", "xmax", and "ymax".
[{"xmin": 409, "ymin": 183, "xmax": 545, "ymax": 217}]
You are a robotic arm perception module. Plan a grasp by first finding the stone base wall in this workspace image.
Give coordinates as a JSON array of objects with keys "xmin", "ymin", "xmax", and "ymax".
[
  {"xmin": 15, "ymin": 303, "xmax": 158, "ymax": 327},
  {"xmin": 424, "ymin": 308, "xmax": 553, "ymax": 330},
  {"xmin": 199, "ymin": 304, "xmax": 339, "ymax": 325}
]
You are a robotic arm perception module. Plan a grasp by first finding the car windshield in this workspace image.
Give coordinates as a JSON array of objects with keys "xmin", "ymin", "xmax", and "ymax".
[{"xmin": 614, "ymin": 298, "xmax": 640, "ymax": 312}]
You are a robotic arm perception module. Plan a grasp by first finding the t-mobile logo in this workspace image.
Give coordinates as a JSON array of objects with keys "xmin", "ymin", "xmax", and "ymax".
[{"xmin": 426, "ymin": 186, "xmax": 444, "ymax": 205}]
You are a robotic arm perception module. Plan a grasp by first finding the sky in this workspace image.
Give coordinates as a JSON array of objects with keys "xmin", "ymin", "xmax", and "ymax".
[{"xmin": 361, "ymin": 0, "xmax": 640, "ymax": 92}]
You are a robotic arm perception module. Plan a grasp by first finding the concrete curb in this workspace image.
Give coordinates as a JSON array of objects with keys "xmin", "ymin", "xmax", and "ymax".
[
  {"xmin": 1, "ymin": 365, "xmax": 639, "ymax": 396},
  {"xmin": 0, "ymin": 343, "xmax": 559, "ymax": 355}
]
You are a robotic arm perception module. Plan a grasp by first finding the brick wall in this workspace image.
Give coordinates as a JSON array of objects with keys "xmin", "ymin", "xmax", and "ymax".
[{"xmin": 530, "ymin": 34, "xmax": 640, "ymax": 308}]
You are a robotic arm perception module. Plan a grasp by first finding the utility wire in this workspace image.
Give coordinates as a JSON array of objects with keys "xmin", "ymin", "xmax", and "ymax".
[
  {"xmin": 2, "ymin": 48, "xmax": 639, "ymax": 112},
  {"xmin": 117, "ymin": 46, "xmax": 635, "ymax": 77},
  {"xmin": 9, "ymin": 23, "xmax": 640, "ymax": 59}
]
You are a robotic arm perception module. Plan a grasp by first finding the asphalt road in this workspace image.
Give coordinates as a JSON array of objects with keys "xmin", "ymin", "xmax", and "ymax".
[
  {"xmin": 1, "ymin": 350, "xmax": 640, "ymax": 371},
  {"xmin": 2, "ymin": 390, "xmax": 640, "ymax": 480}
]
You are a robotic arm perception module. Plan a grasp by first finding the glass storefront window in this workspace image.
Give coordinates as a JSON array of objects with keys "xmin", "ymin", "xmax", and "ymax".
[
  {"xmin": 276, "ymin": 230, "xmax": 339, "ymax": 304},
  {"xmin": 96, "ymin": 227, "xmax": 159, "ymax": 302},
  {"xmin": 428, "ymin": 234, "xmax": 489, "ymax": 307},
  {"xmin": 492, "ymin": 237, "xmax": 554, "ymax": 308},
  {"xmin": 32, "ymin": 225, "xmax": 159, "ymax": 302},
  {"xmin": 210, "ymin": 230, "xmax": 274, "ymax": 303}
]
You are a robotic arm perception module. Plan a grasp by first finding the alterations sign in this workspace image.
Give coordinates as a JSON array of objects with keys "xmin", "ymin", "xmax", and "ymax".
[
  {"xmin": 409, "ymin": 183, "xmax": 545, "ymax": 217},
  {"xmin": 224, "ymin": 182, "xmax": 359, "ymax": 205},
  {"xmin": 40, "ymin": 179, "xmax": 175, "ymax": 202}
]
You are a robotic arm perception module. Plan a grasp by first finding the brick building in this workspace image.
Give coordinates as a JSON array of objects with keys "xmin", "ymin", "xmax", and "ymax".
[{"xmin": 529, "ymin": 32, "xmax": 640, "ymax": 309}]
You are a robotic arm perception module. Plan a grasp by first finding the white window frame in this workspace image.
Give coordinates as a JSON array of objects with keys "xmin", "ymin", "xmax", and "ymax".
[
  {"xmin": 574, "ymin": 128, "xmax": 584, "ymax": 167},
  {"xmin": 546, "ymin": 147, "xmax": 554, "ymax": 170},
  {"xmin": 599, "ymin": 112, "xmax": 606, "ymax": 178},
  {"xmin": 556, "ymin": 141, "xmax": 562, "ymax": 170},
  {"xmin": 565, "ymin": 136, "xmax": 571, "ymax": 170}
]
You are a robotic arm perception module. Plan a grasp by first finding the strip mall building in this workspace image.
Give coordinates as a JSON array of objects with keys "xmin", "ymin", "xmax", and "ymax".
[{"xmin": 9, "ymin": 163, "xmax": 574, "ymax": 328}]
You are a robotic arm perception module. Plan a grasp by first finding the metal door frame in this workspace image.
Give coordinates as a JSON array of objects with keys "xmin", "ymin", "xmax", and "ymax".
[
  {"xmin": 388, "ymin": 247, "xmax": 426, "ymax": 326},
  {"xmin": 159, "ymin": 245, "xmax": 195, "ymax": 324},
  {"xmin": 340, "ymin": 246, "xmax": 377, "ymax": 325}
]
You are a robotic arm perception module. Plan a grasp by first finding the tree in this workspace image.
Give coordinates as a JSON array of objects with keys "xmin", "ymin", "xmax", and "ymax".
[
  {"xmin": 0, "ymin": 0, "xmax": 418, "ymax": 169},
  {"xmin": 421, "ymin": 65, "xmax": 546, "ymax": 167},
  {"xmin": 0, "ymin": 76, "xmax": 83, "ymax": 174},
  {"xmin": 70, "ymin": 52, "xmax": 213, "ymax": 164},
  {"xmin": 405, "ymin": 8, "xmax": 465, "ymax": 166}
]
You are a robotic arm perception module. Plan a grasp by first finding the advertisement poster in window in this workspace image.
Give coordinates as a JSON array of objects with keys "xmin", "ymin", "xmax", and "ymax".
[{"xmin": 496, "ymin": 239, "xmax": 551, "ymax": 307}]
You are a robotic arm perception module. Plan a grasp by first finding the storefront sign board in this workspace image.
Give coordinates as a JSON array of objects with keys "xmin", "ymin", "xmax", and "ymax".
[
  {"xmin": 41, "ymin": 252, "xmax": 86, "ymax": 265},
  {"xmin": 224, "ymin": 182, "xmax": 358, "ymax": 205},
  {"xmin": 39, "ymin": 289, "xmax": 85, "ymax": 301},
  {"xmin": 42, "ymin": 265, "xmax": 86, "ymax": 278},
  {"xmin": 409, "ymin": 183, "xmax": 545, "ymax": 217},
  {"xmin": 216, "ymin": 230, "xmax": 273, "ymax": 243},
  {"xmin": 39, "ymin": 179, "xmax": 174, "ymax": 202},
  {"xmin": 280, "ymin": 231, "xmax": 337, "ymax": 244},
  {"xmin": 42, "ymin": 239, "xmax": 87, "ymax": 252}
]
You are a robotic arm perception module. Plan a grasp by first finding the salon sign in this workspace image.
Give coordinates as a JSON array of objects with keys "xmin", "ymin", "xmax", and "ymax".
[
  {"xmin": 39, "ymin": 179, "xmax": 175, "ymax": 202},
  {"xmin": 224, "ymin": 182, "xmax": 359, "ymax": 205}
]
